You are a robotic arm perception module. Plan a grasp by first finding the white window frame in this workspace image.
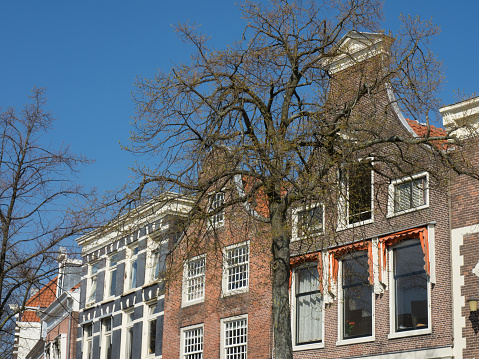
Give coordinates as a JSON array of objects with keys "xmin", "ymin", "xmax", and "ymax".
[
  {"xmin": 337, "ymin": 160, "xmax": 374, "ymax": 231},
  {"xmin": 146, "ymin": 239, "xmax": 167, "ymax": 284},
  {"xmin": 291, "ymin": 262, "xmax": 325, "ymax": 351},
  {"xmin": 100, "ymin": 316, "xmax": 113, "ymax": 359},
  {"xmin": 292, "ymin": 203, "xmax": 325, "ymax": 241},
  {"xmin": 222, "ymin": 241, "xmax": 249, "ymax": 296},
  {"xmin": 182, "ymin": 254, "xmax": 206, "ymax": 307},
  {"xmin": 388, "ymin": 239, "xmax": 432, "ymax": 339},
  {"xmin": 126, "ymin": 245, "xmax": 139, "ymax": 292},
  {"xmin": 220, "ymin": 314, "xmax": 248, "ymax": 359},
  {"xmin": 104, "ymin": 253, "xmax": 119, "ymax": 300},
  {"xmin": 336, "ymin": 252, "xmax": 375, "ymax": 346},
  {"xmin": 122, "ymin": 309, "xmax": 135, "ymax": 359},
  {"xmin": 82, "ymin": 323, "xmax": 93, "ymax": 359},
  {"xmin": 209, "ymin": 191, "xmax": 225, "ymax": 228},
  {"xmin": 142, "ymin": 301, "xmax": 158, "ymax": 358},
  {"xmin": 180, "ymin": 323, "xmax": 204, "ymax": 359},
  {"xmin": 86, "ymin": 261, "xmax": 100, "ymax": 305},
  {"xmin": 387, "ymin": 172, "xmax": 429, "ymax": 218}
]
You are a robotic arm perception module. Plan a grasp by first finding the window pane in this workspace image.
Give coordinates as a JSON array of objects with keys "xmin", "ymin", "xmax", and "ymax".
[
  {"xmin": 149, "ymin": 319, "xmax": 157, "ymax": 355},
  {"xmin": 296, "ymin": 265, "xmax": 322, "ymax": 345},
  {"xmin": 187, "ymin": 257, "xmax": 205, "ymax": 301},
  {"xmin": 394, "ymin": 241, "xmax": 428, "ymax": 331},
  {"xmin": 298, "ymin": 206, "xmax": 323, "ymax": 237},
  {"xmin": 342, "ymin": 255, "xmax": 372, "ymax": 339},
  {"xmin": 184, "ymin": 327, "xmax": 203, "ymax": 359},
  {"xmin": 109, "ymin": 268, "xmax": 116, "ymax": 297},
  {"xmin": 224, "ymin": 318, "xmax": 247, "ymax": 359},
  {"xmin": 348, "ymin": 162, "xmax": 372, "ymax": 224},
  {"xmin": 227, "ymin": 245, "xmax": 249, "ymax": 291},
  {"xmin": 130, "ymin": 259, "xmax": 137, "ymax": 289}
]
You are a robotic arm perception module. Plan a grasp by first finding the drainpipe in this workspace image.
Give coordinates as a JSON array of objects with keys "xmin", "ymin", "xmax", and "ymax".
[{"xmin": 66, "ymin": 297, "xmax": 72, "ymax": 359}]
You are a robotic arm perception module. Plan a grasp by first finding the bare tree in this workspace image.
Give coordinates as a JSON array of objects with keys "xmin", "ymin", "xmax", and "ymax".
[
  {"xmin": 0, "ymin": 88, "xmax": 94, "ymax": 353},
  {"xmin": 125, "ymin": 1, "xmax": 475, "ymax": 358}
]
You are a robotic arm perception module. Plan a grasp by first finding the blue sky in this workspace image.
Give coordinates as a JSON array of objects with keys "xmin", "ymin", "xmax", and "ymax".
[{"xmin": 1, "ymin": 1, "xmax": 478, "ymax": 194}]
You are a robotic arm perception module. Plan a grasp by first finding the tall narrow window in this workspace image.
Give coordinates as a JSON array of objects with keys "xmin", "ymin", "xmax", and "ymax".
[
  {"xmin": 295, "ymin": 264, "xmax": 322, "ymax": 345},
  {"xmin": 184, "ymin": 255, "xmax": 206, "ymax": 304},
  {"xmin": 347, "ymin": 161, "xmax": 372, "ymax": 224},
  {"xmin": 222, "ymin": 316, "xmax": 247, "ymax": 359},
  {"xmin": 147, "ymin": 304, "xmax": 157, "ymax": 356},
  {"xmin": 128, "ymin": 246, "xmax": 139, "ymax": 290},
  {"xmin": 223, "ymin": 243, "xmax": 249, "ymax": 294},
  {"xmin": 209, "ymin": 192, "xmax": 225, "ymax": 228},
  {"xmin": 182, "ymin": 325, "xmax": 203, "ymax": 359},
  {"xmin": 342, "ymin": 254, "xmax": 373, "ymax": 339},
  {"xmin": 83, "ymin": 323, "xmax": 93, "ymax": 359},
  {"xmin": 393, "ymin": 239, "xmax": 428, "ymax": 331},
  {"xmin": 87, "ymin": 262, "xmax": 100, "ymax": 304},
  {"xmin": 101, "ymin": 317, "xmax": 112, "ymax": 359},
  {"xmin": 124, "ymin": 311, "xmax": 134, "ymax": 359},
  {"xmin": 106, "ymin": 253, "xmax": 118, "ymax": 298}
]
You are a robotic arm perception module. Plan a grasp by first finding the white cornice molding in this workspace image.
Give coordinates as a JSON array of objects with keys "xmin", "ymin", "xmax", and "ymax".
[
  {"xmin": 440, "ymin": 96, "xmax": 479, "ymax": 138},
  {"xmin": 320, "ymin": 31, "xmax": 390, "ymax": 74},
  {"xmin": 76, "ymin": 193, "xmax": 193, "ymax": 254}
]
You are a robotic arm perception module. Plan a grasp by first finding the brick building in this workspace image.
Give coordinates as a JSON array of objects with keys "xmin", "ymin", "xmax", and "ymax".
[{"xmin": 72, "ymin": 32, "xmax": 479, "ymax": 359}]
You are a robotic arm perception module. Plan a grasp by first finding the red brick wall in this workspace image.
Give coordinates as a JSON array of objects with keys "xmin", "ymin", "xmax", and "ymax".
[{"xmin": 163, "ymin": 202, "xmax": 273, "ymax": 358}]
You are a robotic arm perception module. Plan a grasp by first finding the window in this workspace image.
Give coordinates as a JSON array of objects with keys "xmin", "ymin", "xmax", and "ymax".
[
  {"xmin": 339, "ymin": 161, "xmax": 373, "ymax": 227},
  {"xmin": 105, "ymin": 253, "xmax": 119, "ymax": 299},
  {"xmin": 181, "ymin": 324, "xmax": 204, "ymax": 359},
  {"xmin": 183, "ymin": 255, "xmax": 206, "ymax": 305},
  {"xmin": 223, "ymin": 243, "xmax": 249, "ymax": 295},
  {"xmin": 123, "ymin": 311, "xmax": 135, "ymax": 359},
  {"xmin": 389, "ymin": 172, "xmax": 428, "ymax": 216},
  {"xmin": 292, "ymin": 264, "xmax": 323, "ymax": 348},
  {"xmin": 392, "ymin": 239, "xmax": 429, "ymax": 333},
  {"xmin": 146, "ymin": 304, "xmax": 157, "ymax": 357},
  {"xmin": 221, "ymin": 315, "xmax": 247, "ymax": 359},
  {"xmin": 293, "ymin": 204, "xmax": 323, "ymax": 240},
  {"xmin": 209, "ymin": 192, "xmax": 225, "ymax": 228},
  {"xmin": 101, "ymin": 317, "xmax": 112, "ymax": 359},
  {"xmin": 127, "ymin": 245, "xmax": 139, "ymax": 290},
  {"xmin": 148, "ymin": 241, "xmax": 167, "ymax": 283},
  {"xmin": 83, "ymin": 323, "xmax": 93, "ymax": 359},
  {"xmin": 52, "ymin": 336, "xmax": 61, "ymax": 359},
  {"xmin": 87, "ymin": 262, "xmax": 100, "ymax": 304},
  {"xmin": 341, "ymin": 253, "xmax": 373, "ymax": 340}
]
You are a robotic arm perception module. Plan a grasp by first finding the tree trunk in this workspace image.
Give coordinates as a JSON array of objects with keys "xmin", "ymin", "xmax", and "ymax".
[{"xmin": 270, "ymin": 203, "xmax": 293, "ymax": 359}]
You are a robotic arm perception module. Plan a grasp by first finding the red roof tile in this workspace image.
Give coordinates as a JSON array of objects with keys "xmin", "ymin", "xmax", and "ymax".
[
  {"xmin": 21, "ymin": 277, "xmax": 58, "ymax": 322},
  {"xmin": 405, "ymin": 118, "xmax": 448, "ymax": 149}
]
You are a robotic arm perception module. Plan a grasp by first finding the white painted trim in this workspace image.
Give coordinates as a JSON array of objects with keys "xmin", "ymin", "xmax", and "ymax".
[
  {"xmin": 220, "ymin": 314, "xmax": 248, "ymax": 359},
  {"xmin": 386, "ymin": 172, "xmax": 429, "ymax": 218},
  {"xmin": 346, "ymin": 346, "xmax": 453, "ymax": 359},
  {"xmin": 337, "ymin": 162, "xmax": 375, "ymax": 231},
  {"xmin": 388, "ymin": 239, "xmax": 432, "ymax": 339},
  {"xmin": 182, "ymin": 254, "xmax": 206, "ymax": 307},
  {"xmin": 180, "ymin": 323, "xmax": 204, "ymax": 359},
  {"xmin": 336, "ymin": 253, "xmax": 375, "ymax": 345},
  {"xmin": 222, "ymin": 241, "xmax": 250, "ymax": 296},
  {"xmin": 385, "ymin": 83, "xmax": 418, "ymax": 138},
  {"xmin": 291, "ymin": 203, "xmax": 325, "ymax": 242},
  {"xmin": 450, "ymin": 224, "xmax": 479, "ymax": 359},
  {"xmin": 291, "ymin": 262, "xmax": 325, "ymax": 351}
]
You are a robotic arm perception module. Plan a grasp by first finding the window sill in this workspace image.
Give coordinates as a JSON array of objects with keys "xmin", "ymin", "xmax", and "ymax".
[
  {"xmin": 337, "ymin": 218, "xmax": 373, "ymax": 232},
  {"xmin": 121, "ymin": 288, "xmax": 137, "ymax": 297},
  {"xmin": 181, "ymin": 298, "xmax": 205, "ymax": 308},
  {"xmin": 85, "ymin": 302, "xmax": 96, "ymax": 308},
  {"xmin": 388, "ymin": 327, "xmax": 431, "ymax": 339},
  {"xmin": 386, "ymin": 204, "xmax": 429, "ymax": 218},
  {"xmin": 221, "ymin": 287, "xmax": 249, "ymax": 297},
  {"xmin": 293, "ymin": 341, "xmax": 324, "ymax": 351},
  {"xmin": 99, "ymin": 298, "xmax": 115, "ymax": 305},
  {"xmin": 142, "ymin": 280, "xmax": 162, "ymax": 289},
  {"xmin": 291, "ymin": 231, "xmax": 324, "ymax": 242},
  {"xmin": 336, "ymin": 335, "xmax": 375, "ymax": 346}
]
